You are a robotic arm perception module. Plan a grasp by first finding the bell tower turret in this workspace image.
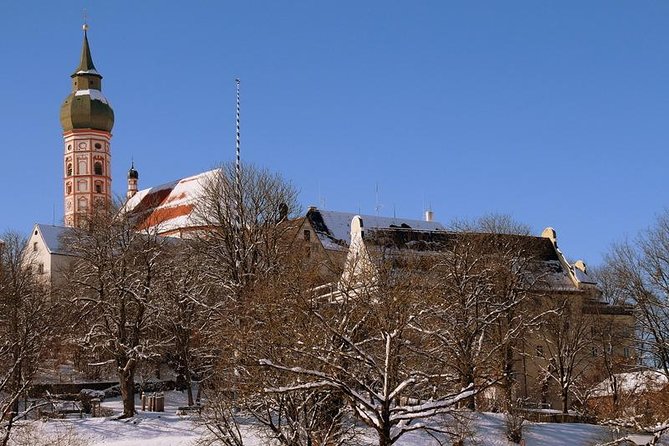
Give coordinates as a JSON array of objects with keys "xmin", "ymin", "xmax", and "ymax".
[
  {"xmin": 60, "ymin": 24, "xmax": 114, "ymax": 227},
  {"xmin": 127, "ymin": 162, "xmax": 139, "ymax": 199}
]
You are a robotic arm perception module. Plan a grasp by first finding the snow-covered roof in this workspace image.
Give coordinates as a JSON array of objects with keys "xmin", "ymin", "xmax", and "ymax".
[
  {"xmin": 75, "ymin": 69, "xmax": 101, "ymax": 76},
  {"xmin": 74, "ymin": 89, "xmax": 110, "ymax": 105},
  {"xmin": 591, "ymin": 370, "xmax": 668, "ymax": 398},
  {"xmin": 124, "ymin": 169, "xmax": 219, "ymax": 235},
  {"xmin": 34, "ymin": 224, "xmax": 75, "ymax": 256},
  {"xmin": 573, "ymin": 267, "xmax": 597, "ymax": 285},
  {"xmin": 307, "ymin": 208, "xmax": 445, "ymax": 250}
]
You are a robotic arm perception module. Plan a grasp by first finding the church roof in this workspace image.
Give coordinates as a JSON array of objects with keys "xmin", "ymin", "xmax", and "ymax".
[{"xmin": 123, "ymin": 169, "xmax": 218, "ymax": 235}]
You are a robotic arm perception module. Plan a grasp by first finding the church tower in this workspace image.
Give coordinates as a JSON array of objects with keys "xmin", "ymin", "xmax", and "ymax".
[{"xmin": 60, "ymin": 25, "xmax": 114, "ymax": 227}]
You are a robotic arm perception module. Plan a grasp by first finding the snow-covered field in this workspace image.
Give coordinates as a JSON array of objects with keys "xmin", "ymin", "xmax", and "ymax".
[{"xmin": 7, "ymin": 391, "xmax": 656, "ymax": 446}]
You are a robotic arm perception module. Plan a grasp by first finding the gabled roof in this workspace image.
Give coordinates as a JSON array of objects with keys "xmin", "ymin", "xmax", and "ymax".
[
  {"xmin": 361, "ymin": 227, "xmax": 581, "ymax": 291},
  {"xmin": 123, "ymin": 169, "xmax": 218, "ymax": 235},
  {"xmin": 306, "ymin": 208, "xmax": 445, "ymax": 250},
  {"xmin": 34, "ymin": 224, "xmax": 75, "ymax": 256},
  {"xmin": 365, "ymin": 228, "xmax": 560, "ymax": 261}
]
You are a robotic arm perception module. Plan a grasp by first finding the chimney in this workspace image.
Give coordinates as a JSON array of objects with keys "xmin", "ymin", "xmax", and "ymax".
[{"xmin": 425, "ymin": 210, "xmax": 434, "ymax": 222}]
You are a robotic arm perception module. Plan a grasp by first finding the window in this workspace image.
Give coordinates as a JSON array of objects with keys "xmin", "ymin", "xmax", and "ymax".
[
  {"xmin": 67, "ymin": 163, "xmax": 73, "ymax": 176},
  {"xmin": 66, "ymin": 183, "xmax": 72, "ymax": 195},
  {"xmin": 303, "ymin": 230, "xmax": 311, "ymax": 241},
  {"xmin": 78, "ymin": 159, "xmax": 87, "ymax": 175},
  {"xmin": 33, "ymin": 242, "xmax": 38, "ymax": 252},
  {"xmin": 95, "ymin": 183, "xmax": 102, "ymax": 194},
  {"xmin": 37, "ymin": 263, "xmax": 44, "ymax": 274},
  {"xmin": 94, "ymin": 162, "xmax": 103, "ymax": 175},
  {"xmin": 95, "ymin": 143, "xmax": 102, "ymax": 149}
]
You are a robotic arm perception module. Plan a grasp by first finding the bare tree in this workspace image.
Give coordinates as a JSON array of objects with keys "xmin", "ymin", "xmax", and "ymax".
[
  {"xmin": 436, "ymin": 215, "xmax": 544, "ymax": 410},
  {"xmin": 193, "ymin": 163, "xmax": 313, "ymax": 443},
  {"xmin": 194, "ymin": 162, "xmax": 300, "ymax": 291},
  {"xmin": 158, "ymin": 241, "xmax": 216, "ymax": 407},
  {"xmin": 63, "ymin": 209, "xmax": 169, "ymax": 418},
  {"xmin": 0, "ymin": 232, "xmax": 58, "ymax": 445},
  {"xmin": 603, "ymin": 211, "xmax": 669, "ymax": 377},
  {"xmin": 534, "ymin": 296, "xmax": 593, "ymax": 414},
  {"xmin": 258, "ymin": 250, "xmax": 476, "ymax": 446},
  {"xmin": 449, "ymin": 213, "xmax": 532, "ymax": 236}
]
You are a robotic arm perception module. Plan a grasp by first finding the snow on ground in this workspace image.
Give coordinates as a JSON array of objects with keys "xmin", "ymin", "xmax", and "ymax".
[{"xmin": 19, "ymin": 390, "xmax": 657, "ymax": 445}]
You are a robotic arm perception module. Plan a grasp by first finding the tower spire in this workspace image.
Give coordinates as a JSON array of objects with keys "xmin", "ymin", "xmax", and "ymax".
[{"xmin": 74, "ymin": 21, "xmax": 99, "ymax": 77}]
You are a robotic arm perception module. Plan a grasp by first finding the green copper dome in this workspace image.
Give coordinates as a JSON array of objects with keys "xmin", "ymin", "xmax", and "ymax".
[{"xmin": 60, "ymin": 29, "xmax": 114, "ymax": 133}]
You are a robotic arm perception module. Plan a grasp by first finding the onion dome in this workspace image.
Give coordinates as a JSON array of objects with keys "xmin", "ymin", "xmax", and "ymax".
[
  {"xmin": 60, "ymin": 26, "xmax": 114, "ymax": 133},
  {"xmin": 128, "ymin": 162, "xmax": 139, "ymax": 180}
]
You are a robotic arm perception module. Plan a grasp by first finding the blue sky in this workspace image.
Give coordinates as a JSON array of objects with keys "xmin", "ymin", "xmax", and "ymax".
[{"xmin": 1, "ymin": 1, "xmax": 668, "ymax": 265}]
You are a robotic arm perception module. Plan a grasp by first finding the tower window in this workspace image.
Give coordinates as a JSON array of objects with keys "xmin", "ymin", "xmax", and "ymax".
[
  {"xmin": 95, "ymin": 143, "xmax": 102, "ymax": 149},
  {"xmin": 66, "ymin": 183, "xmax": 72, "ymax": 194},
  {"xmin": 94, "ymin": 162, "xmax": 103, "ymax": 176},
  {"xmin": 95, "ymin": 183, "xmax": 102, "ymax": 194},
  {"xmin": 78, "ymin": 159, "xmax": 88, "ymax": 175},
  {"xmin": 67, "ymin": 163, "xmax": 73, "ymax": 176}
]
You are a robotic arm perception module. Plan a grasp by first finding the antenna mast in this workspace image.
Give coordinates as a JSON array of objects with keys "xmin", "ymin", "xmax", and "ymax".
[{"xmin": 235, "ymin": 78, "xmax": 241, "ymax": 211}]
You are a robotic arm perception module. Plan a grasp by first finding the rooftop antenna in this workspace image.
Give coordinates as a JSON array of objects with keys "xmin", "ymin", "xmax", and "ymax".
[
  {"xmin": 374, "ymin": 182, "xmax": 383, "ymax": 216},
  {"xmin": 318, "ymin": 181, "xmax": 325, "ymax": 209}
]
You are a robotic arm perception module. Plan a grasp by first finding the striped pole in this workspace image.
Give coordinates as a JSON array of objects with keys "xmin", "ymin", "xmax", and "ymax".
[
  {"xmin": 234, "ymin": 79, "xmax": 242, "ymax": 273},
  {"xmin": 235, "ymin": 78, "xmax": 241, "ymax": 209}
]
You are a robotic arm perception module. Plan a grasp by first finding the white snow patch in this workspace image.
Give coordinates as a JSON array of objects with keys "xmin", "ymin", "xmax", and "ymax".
[{"xmin": 74, "ymin": 89, "xmax": 110, "ymax": 104}]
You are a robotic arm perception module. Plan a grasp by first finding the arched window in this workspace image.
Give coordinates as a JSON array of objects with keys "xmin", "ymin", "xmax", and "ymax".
[
  {"xmin": 67, "ymin": 163, "xmax": 73, "ymax": 176},
  {"xmin": 94, "ymin": 162, "xmax": 103, "ymax": 176},
  {"xmin": 78, "ymin": 197, "xmax": 88, "ymax": 210},
  {"xmin": 95, "ymin": 182, "xmax": 102, "ymax": 194},
  {"xmin": 78, "ymin": 159, "xmax": 87, "ymax": 175},
  {"xmin": 66, "ymin": 183, "xmax": 72, "ymax": 195}
]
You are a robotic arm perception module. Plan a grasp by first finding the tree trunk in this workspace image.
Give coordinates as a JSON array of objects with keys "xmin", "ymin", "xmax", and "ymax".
[
  {"xmin": 119, "ymin": 366, "xmax": 136, "ymax": 418},
  {"xmin": 1, "ymin": 412, "xmax": 14, "ymax": 446},
  {"xmin": 462, "ymin": 369, "xmax": 476, "ymax": 410},
  {"xmin": 561, "ymin": 388, "xmax": 569, "ymax": 414},
  {"xmin": 379, "ymin": 405, "xmax": 392, "ymax": 446},
  {"xmin": 186, "ymin": 377, "xmax": 194, "ymax": 407}
]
